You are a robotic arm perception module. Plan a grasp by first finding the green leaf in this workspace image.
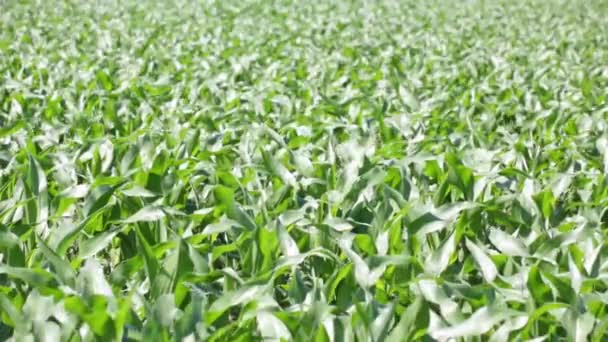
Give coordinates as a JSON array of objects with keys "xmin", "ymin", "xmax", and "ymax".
[
  {"xmin": 527, "ymin": 265, "xmax": 552, "ymax": 304},
  {"xmin": 564, "ymin": 309, "xmax": 594, "ymax": 342},
  {"xmin": 205, "ymin": 285, "xmax": 267, "ymax": 324},
  {"xmin": 465, "ymin": 238, "xmax": 498, "ymax": 282},
  {"xmin": 0, "ymin": 292, "xmax": 25, "ymax": 330},
  {"xmin": 371, "ymin": 303, "xmax": 394, "ymax": 341},
  {"xmin": 78, "ymin": 259, "xmax": 113, "ymax": 297},
  {"xmin": 27, "ymin": 154, "xmax": 49, "ymax": 235},
  {"xmin": 431, "ymin": 306, "xmax": 521, "ymax": 340},
  {"xmin": 445, "ymin": 152, "xmax": 475, "ymax": 200},
  {"xmin": 387, "ymin": 297, "xmax": 428, "ymax": 341},
  {"xmin": 257, "ymin": 311, "xmax": 292, "ymax": 341},
  {"xmin": 489, "ymin": 228, "xmax": 528, "ymax": 257},
  {"xmin": 0, "ymin": 266, "xmax": 54, "ymax": 287},
  {"xmin": 36, "ymin": 235, "xmax": 76, "ymax": 287},
  {"xmin": 135, "ymin": 227, "xmax": 160, "ymax": 290},
  {"xmin": 0, "ymin": 231, "xmax": 20, "ymax": 249},
  {"xmin": 83, "ymin": 185, "xmax": 116, "ymax": 217},
  {"xmin": 0, "ymin": 120, "xmax": 25, "ymax": 138},
  {"xmin": 425, "ymin": 230, "xmax": 456, "ymax": 276},
  {"xmin": 124, "ymin": 206, "xmax": 166, "ymax": 223},
  {"xmin": 533, "ymin": 190, "xmax": 555, "ymax": 220},
  {"xmin": 78, "ymin": 228, "xmax": 120, "ymax": 259},
  {"xmin": 214, "ymin": 185, "xmax": 256, "ymax": 231}
]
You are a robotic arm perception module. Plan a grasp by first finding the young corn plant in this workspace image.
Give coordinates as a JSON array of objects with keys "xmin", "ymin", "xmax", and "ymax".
[{"xmin": 1, "ymin": 0, "xmax": 608, "ymax": 340}]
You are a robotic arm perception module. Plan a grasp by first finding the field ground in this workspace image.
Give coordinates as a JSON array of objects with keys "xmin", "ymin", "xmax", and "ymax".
[{"xmin": 1, "ymin": 0, "xmax": 608, "ymax": 340}]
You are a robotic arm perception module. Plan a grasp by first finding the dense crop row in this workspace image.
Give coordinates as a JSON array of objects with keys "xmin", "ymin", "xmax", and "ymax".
[{"xmin": 1, "ymin": 0, "xmax": 608, "ymax": 340}]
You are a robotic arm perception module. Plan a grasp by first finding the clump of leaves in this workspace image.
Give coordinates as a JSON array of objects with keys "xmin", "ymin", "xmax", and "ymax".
[{"xmin": 1, "ymin": 0, "xmax": 608, "ymax": 340}]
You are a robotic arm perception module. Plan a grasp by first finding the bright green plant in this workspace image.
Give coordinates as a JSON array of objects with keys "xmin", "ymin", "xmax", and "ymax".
[{"xmin": 1, "ymin": 0, "xmax": 608, "ymax": 340}]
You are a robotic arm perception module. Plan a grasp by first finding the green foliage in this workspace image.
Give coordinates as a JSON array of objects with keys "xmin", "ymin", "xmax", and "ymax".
[{"xmin": 1, "ymin": 0, "xmax": 607, "ymax": 340}]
